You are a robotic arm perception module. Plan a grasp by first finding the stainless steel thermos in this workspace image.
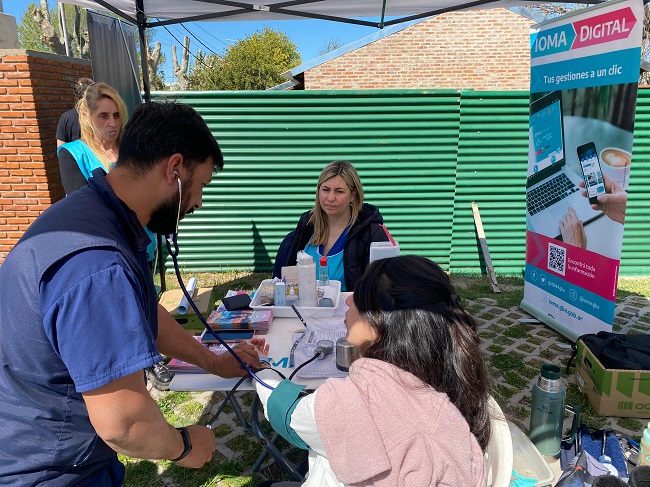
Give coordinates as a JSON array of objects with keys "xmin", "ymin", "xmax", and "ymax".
[
  {"xmin": 336, "ymin": 338, "xmax": 356, "ymax": 371},
  {"xmin": 529, "ymin": 363, "xmax": 565, "ymax": 456}
]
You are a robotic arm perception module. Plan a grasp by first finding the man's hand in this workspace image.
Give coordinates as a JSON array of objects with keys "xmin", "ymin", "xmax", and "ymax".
[
  {"xmin": 560, "ymin": 208, "xmax": 587, "ymax": 249},
  {"xmin": 212, "ymin": 340, "xmax": 266, "ymax": 377},
  {"xmin": 579, "ymin": 174, "xmax": 627, "ymax": 224},
  {"xmin": 251, "ymin": 337, "xmax": 270, "ymax": 358},
  {"xmin": 174, "ymin": 425, "xmax": 216, "ymax": 468}
]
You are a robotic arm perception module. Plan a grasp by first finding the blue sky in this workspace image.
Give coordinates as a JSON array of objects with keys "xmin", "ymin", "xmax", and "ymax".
[{"xmin": 4, "ymin": 1, "xmax": 381, "ymax": 83}]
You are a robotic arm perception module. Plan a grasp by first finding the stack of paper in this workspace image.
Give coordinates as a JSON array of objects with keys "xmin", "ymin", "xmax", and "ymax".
[{"xmin": 167, "ymin": 341, "xmax": 229, "ymax": 374}]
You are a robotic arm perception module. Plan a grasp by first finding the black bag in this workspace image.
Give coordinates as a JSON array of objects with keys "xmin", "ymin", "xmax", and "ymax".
[{"xmin": 577, "ymin": 332, "xmax": 650, "ymax": 370}]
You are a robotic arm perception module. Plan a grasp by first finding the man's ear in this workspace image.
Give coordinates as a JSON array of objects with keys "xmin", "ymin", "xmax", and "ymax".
[{"xmin": 165, "ymin": 153, "xmax": 183, "ymax": 184}]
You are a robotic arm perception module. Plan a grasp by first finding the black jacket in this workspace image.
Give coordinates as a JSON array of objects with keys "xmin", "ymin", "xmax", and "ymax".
[{"xmin": 274, "ymin": 203, "xmax": 389, "ymax": 291}]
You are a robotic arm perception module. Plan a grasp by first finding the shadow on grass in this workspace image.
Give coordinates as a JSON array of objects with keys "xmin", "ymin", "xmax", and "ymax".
[
  {"xmin": 451, "ymin": 274, "xmax": 525, "ymax": 309},
  {"xmin": 122, "ymin": 457, "xmax": 262, "ymax": 487}
]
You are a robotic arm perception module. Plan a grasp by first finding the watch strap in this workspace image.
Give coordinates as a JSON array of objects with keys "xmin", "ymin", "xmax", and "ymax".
[{"xmin": 170, "ymin": 426, "xmax": 192, "ymax": 462}]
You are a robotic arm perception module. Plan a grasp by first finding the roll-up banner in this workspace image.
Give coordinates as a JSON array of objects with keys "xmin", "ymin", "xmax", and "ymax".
[{"xmin": 521, "ymin": 0, "xmax": 643, "ymax": 341}]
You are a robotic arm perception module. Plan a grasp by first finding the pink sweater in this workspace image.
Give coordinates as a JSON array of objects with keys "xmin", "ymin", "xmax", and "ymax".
[{"xmin": 314, "ymin": 358, "xmax": 486, "ymax": 486}]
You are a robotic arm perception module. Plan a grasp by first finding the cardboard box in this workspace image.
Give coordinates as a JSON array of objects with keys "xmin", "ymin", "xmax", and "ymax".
[
  {"xmin": 575, "ymin": 338, "xmax": 650, "ymax": 418},
  {"xmin": 159, "ymin": 287, "xmax": 216, "ymax": 334}
]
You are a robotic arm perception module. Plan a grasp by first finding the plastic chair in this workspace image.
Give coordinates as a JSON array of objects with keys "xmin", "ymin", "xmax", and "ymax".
[{"xmin": 484, "ymin": 396, "xmax": 513, "ymax": 487}]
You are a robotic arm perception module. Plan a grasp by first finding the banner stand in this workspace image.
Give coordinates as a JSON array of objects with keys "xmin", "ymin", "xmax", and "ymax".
[
  {"xmin": 519, "ymin": 301, "xmax": 581, "ymax": 342},
  {"xmin": 522, "ymin": 0, "xmax": 642, "ymax": 340}
]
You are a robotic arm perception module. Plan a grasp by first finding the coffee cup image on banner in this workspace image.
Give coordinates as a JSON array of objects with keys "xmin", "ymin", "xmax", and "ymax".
[{"xmin": 599, "ymin": 147, "xmax": 631, "ymax": 190}]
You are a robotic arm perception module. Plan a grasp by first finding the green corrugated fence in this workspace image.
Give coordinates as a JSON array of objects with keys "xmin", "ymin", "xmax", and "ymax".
[{"xmin": 152, "ymin": 89, "xmax": 650, "ymax": 276}]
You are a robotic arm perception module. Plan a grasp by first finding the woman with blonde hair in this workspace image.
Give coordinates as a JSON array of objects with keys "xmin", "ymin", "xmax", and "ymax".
[
  {"xmin": 56, "ymin": 84, "xmax": 173, "ymax": 390},
  {"xmin": 274, "ymin": 160, "xmax": 389, "ymax": 291},
  {"xmin": 57, "ymin": 82, "xmax": 127, "ymax": 194}
]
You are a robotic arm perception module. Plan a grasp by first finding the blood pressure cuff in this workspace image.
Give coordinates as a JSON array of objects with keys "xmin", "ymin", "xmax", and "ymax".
[{"xmin": 267, "ymin": 379, "xmax": 309, "ymax": 450}]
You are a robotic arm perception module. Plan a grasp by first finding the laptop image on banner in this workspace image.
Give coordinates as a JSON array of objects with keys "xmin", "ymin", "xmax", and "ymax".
[{"xmin": 526, "ymin": 91, "xmax": 600, "ymax": 239}]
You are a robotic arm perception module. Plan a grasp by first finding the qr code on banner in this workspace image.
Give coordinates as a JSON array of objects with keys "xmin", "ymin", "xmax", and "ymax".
[{"xmin": 548, "ymin": 242, "xmax": 566, "ymax": 276}]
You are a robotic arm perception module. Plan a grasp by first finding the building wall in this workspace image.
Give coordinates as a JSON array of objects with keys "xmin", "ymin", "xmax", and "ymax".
[
  {"xmin": 0, "ymin": 49, "xmax": 92, "ymax": 262},
  {"xmin": 304, "ymin": 9, "xmax": 532, "ymax": 91}
]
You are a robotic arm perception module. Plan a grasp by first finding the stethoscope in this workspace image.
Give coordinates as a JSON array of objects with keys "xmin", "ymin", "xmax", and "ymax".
[{"xmin": 164, "ymin": 172, "xmax": 333, "ymax": 394}]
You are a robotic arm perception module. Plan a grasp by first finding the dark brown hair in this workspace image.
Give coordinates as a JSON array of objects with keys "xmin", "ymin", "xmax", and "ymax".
[{"xmin": 353, "ymin": 255, "xmax": 492, "ymax": 450}]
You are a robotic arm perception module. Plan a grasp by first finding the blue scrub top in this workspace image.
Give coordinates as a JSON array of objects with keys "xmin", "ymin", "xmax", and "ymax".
[{"xmin": 304, "ymin": 230, "xmax": 349, "ymax": 291}]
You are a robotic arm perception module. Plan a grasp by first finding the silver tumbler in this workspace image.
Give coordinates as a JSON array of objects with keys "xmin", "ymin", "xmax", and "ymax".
[{"xmin": 336, "ymin": 337, "xmax": 357, "ymax": 372}]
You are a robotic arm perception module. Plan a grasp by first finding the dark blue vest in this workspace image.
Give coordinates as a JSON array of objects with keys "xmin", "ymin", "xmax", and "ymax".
[{"xmin": 0, "ymin": 170, "xmax": 157, "ymax": 485}]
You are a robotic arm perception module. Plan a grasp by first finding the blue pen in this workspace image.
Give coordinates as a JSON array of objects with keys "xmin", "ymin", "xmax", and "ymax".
[
  {"xmin": 291, "ymin": 304, "xmax": 308, "ymax": 328},
  {"xmin": 289, "ymin": 333, "xmax": 305, "ymax": 367},
  {"xmin": 629, "ymin": 438, "xmax": 640, "ymax": 451}
]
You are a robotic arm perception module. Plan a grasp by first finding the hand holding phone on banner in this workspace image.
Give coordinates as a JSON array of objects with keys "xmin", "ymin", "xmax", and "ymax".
[
  {"xmin": 576, "ymin": 142, "xmax": 606, "ymax": 206},
  {"xmin": 578, "ymin": 176, "xmax": 628, "ymax": 225}
]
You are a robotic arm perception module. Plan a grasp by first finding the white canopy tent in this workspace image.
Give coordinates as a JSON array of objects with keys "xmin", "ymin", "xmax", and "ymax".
[
  {"xmin": 63, "ymin": 0, "xmax": 600, "ymax": 98},
  {"xmin": 61, "ymin": 0, "xmax": 602, "ymax": 287},
  {"xmin": 60, "ymin": 0, "xmax": 600, "ymax": 26}
]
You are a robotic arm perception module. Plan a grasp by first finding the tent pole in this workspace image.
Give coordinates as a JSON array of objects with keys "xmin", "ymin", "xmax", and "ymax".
[
  {"xmin": 58, "ymin": 3, "xmax": 71, "ymax": 56},
  {"xmin": 133, "ymin": 0, "xmax": 166, "ymax": 291},
  {"xmin": 136, "ymin": 0, "xmax": 150, "ymax": 103}
]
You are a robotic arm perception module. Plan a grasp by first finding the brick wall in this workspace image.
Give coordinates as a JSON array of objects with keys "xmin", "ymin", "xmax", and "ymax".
[
  {"xmin": 0, "ymin": 49, "xmax": 92, "ymax": 263},
  {"xmin": 304, "ymin": 9, "xmax": 532, "ymax": 90}
]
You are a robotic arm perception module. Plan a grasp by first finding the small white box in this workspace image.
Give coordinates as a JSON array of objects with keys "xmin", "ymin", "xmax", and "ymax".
[
  {"xmin": 251, "ymin": 279, "xmax": 341, "ymax": 318},
  {"xmin": 369, "ymin": 241, "xmax": 400, "ymax": 263}
]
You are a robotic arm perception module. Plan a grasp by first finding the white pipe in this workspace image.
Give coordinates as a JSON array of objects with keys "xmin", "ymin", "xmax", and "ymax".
[{"xmin": 177, "ymin": 277, "xmax": 198, "ymax": 315}]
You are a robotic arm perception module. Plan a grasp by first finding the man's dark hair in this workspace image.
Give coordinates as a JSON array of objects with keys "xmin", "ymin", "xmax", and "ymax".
[
  {"xmin": 115, "ymin": 101, "xmax": 223, "ymax": 176},
  {"xmin": 74, "ymin": 78, "xmax": 94, "ymax": 100}
]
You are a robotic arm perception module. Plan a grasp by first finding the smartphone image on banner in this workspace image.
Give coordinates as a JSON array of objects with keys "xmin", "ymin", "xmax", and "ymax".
[{"xmin": 577, "ymin": 142, "xmax": 606, "ymax": 205}]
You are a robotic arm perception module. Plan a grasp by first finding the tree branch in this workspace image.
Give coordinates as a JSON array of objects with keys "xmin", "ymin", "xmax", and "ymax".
[{"xmin": 33, "ymin": 0, "xmax": 65, "ymax": 55}]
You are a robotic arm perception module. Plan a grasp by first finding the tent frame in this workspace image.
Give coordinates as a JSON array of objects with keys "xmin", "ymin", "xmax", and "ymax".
[
  {"xmin": 76, "ymin": 0, "xmax": 601, "ymax": 288},
  {"xmin": 82, "ymin": 0, "xmax": 601, "ymax": 101}
]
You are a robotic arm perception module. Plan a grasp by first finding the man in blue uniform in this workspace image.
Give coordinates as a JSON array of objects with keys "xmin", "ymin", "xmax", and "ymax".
[{"xmin": 0, "ymin": 101, "xmax": 264, "ymax": 485}]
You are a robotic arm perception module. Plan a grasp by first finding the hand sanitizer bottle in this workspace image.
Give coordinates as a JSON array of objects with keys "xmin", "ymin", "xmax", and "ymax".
[{"xmin": 318, "ymin": 256, "xmax": 329, "ymax": 287}]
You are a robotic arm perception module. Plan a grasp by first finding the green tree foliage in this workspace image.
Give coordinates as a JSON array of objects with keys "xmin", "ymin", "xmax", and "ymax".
[
  {"xmin": 17, "ymin": 3, "xmax": 58, "ymax": 53},
  {"xmin": 189, "ymin": 27, "xmax": 301, "ymax": 90},
  {"xmin": 17, "ymin": 2, "xmax": 166, "ymax": 89}
]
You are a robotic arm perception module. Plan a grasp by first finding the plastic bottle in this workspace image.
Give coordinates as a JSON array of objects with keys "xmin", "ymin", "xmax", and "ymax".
[
  {"xmin": 529, "ymin": 364, "xmax": 566, "ymax": 456},
  {"xmin": 285, "ymin": 284, "xmax": 299, "ymax": 306},
  {"xmin": 318, "ymin": 256, "xmax": 329, "ymax": 287},
  {"xmin": 638, "ymin": 422, "xmax": 650, "ymax": 466},
  {"xmin": 296, "ymin": 251, "xmax": 317, "ymax": 307},
  {"xmin": 274, "ymin": 281, "xmax": 286, "ymax": 307}
]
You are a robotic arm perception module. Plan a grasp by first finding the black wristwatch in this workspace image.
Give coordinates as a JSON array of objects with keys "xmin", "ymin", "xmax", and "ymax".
[{"xmin": 170, "ymin": 427, "xmax": 192, "ymax": 462}]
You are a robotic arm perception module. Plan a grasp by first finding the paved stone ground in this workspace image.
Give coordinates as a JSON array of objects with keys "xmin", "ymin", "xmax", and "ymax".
[
  {"xmin": 470, "ymin": 294, "xmax": 650, "ymax": 439},
  {"xmin": 149, "ymin": 293, "xmax": 650, "ymax": 484}
]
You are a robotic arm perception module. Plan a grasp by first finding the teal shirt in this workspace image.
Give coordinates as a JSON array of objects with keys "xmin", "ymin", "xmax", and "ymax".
[
  {"xmin": 58, "ymin": 140, "xmax": 106, "ymax": 180},
  {"xmin": 57, "ymin": 140, "xmax": 158, "ymax": 263},
  {"xmin": 304, "ymin": 230, "xmax": 349, "ymax": 291}
]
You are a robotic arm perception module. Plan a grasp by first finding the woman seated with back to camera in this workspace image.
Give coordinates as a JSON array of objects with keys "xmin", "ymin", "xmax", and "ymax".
[
  {"xmin": 57, "ymin": 82, "xmax": 127, "ymax": 195},
  {"xmin": 274, "ymin": 160, "xmax": 389, "ymax": 292},
  {"xmin": 254, "ymin": 255, "xmax": 492, "ymax": 486}
]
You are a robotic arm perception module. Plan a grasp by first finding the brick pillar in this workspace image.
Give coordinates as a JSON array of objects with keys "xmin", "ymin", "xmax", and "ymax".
[{"xmin": 0, "ymin": 49, "xmax": 91, "ymax": 262}]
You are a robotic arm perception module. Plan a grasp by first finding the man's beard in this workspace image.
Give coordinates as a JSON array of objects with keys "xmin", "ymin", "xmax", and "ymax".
[{"xmin": 148, "ymin": 189, "xmax": 191, "ymax": 236}]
